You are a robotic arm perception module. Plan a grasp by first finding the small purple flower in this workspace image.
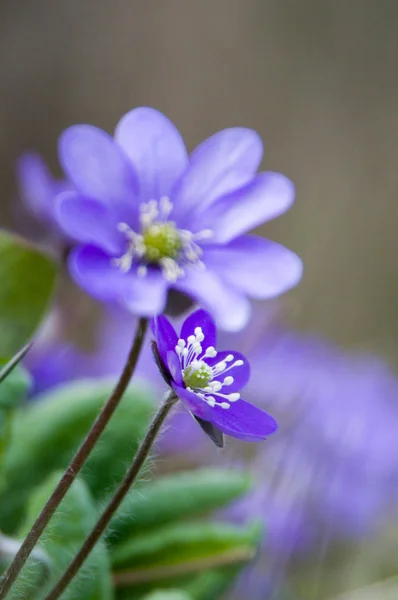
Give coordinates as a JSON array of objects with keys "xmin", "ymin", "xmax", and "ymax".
[
  {"xmin": 151, "ymin": 308, "xmax": 278, "ymax": 445},
  {"xmin": 54, "ymin": 107, "xmax": 302, "ymax": 330}
]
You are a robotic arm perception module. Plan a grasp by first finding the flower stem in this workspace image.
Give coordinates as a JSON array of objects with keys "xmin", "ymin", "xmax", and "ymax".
[
  {"xmin": 0, "ymin": 317, "xmax": 148, "ymax": 599},
  {"xmin": 44, "ymin": 391, "xmax": 178, "ymax": 600}
]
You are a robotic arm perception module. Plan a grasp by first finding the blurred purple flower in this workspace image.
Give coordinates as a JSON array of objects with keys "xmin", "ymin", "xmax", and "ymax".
[
  {"xmin": 151, "ymin": 308, "xmax": 278, "ymax": 445},
  {"xmin": 222, "ymin": 319, "xmax": 398, "ymax": 597},
  {"xmin": 54, "ymin": 106, "xmax": 302, "ymax": 330},
  {"xmin": 16, "ymin": 152, "xmax": 71, "ymax": 237},
  {"xmin": 23, "ymin": 309, "xmax": 86, "ymax": 395},
  {"xmin": 219, "ymin": 317, "xmax": 398, "ymax": 597}
]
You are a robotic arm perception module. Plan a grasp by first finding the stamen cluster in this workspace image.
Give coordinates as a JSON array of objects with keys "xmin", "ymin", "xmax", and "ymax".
[
  {"xmin": 113, "ymin": 197, "xmax": 213, "ymax": 283},
  {"xmin": 176, "ymin": 327, "xmax": 242, "ymax": 409}
]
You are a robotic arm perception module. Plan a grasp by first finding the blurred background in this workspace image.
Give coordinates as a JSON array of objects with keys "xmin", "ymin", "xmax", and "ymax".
[
  {"xmin": 1, "ymin": 0, "xmax": 398, "ymax": 355},
  {"xmin": 1, "ymin": 2, "xmax": 398, "ymax": 599}
]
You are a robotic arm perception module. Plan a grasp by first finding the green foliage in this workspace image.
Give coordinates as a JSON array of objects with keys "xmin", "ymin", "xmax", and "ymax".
[
  {"xmin": 0, "ymin": 363, "xmax": 31, "ymax": 411},
  {"xmin": 111, "ymin": 520, "xmax": 259, "ymax": 600},
  {"xmin": 0, "ymin": 368, "xmax": 256, "ymax": 600},
  {"xmin": 9, "ymin": 472, "xmax": 113, "ymax": 600},
  {"xmin": 0, "ymin": 363, "xmax": 31, "ymax": 491},
  {"xmin": 0, "ymin": 230, "xmax": 57, "ymax": 356},
  {"xmin": 141, "ymin": 591, "xmax": 192, "ymax": 600},
  {"xmin": 111, "ymin": 521, "xmax": 260, "ymax": 569},
  {"xmin": 109, "ymin": 469, "xmax": 251, "ymax": 544},
  {"xmin": 0, "ymin": 343, "xmax": 32, "ymax": 387},
  {"xmin": 0, "ymin": 380, "xmax": 154, "ymax": 533}
]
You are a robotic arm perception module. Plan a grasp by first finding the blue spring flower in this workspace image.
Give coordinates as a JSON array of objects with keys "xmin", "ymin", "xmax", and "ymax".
[
  {"xmin": 151, "ymin": 308, "xmax": 277, "ymax": 445},
  {"xmin": 54, "ymin": 107, "xmax": 302, "ymax": 330}
]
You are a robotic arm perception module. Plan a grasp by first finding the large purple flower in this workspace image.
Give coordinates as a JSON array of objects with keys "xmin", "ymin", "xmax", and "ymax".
[
  {"xmin": 151, "ymin": 308, "xmax": 277, "ymax": 445},
  {"xmin": 54, "ymin": 107, "xmax": 302, "ymax": 330}
]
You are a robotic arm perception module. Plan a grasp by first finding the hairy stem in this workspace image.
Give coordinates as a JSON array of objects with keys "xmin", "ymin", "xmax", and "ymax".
[
  {"xmin": 0, "ymin": 317, "xmax": 148, "ymax": 599},
  {"xmin": 44, "ymin": 391, "xmax": 178, "ymax": 600}
]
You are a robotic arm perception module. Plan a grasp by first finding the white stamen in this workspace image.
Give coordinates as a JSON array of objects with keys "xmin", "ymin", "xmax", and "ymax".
[
  {"xmin": 223, "ymin": 376, "xmax": 234, "ymax": 386},
  {"xmin": 204, "ymin": 346, "xmax": 217, "ymax": 358},
  {"xmin": 112, "ymin": 198, "xmax": 213, "ymax": 282},
  {"xmin": 159, "ymin": 257, "xmax": 184, "ymax": 282},
  {"xmin": 225, "ymin": 355, "xmax": 234, "ymax": 362},
  {"xmin": 137, "ymin": 265, "xmax": 147, "ymax": 278}
]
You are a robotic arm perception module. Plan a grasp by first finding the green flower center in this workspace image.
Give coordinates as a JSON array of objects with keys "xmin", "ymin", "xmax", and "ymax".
[
  {"xmin": 143, "ymin": 223, "xmax": 182, "ymax": 262},
  {"xmin": 183, "ymin": 361, "xmax": 213, "ymax": 389}
]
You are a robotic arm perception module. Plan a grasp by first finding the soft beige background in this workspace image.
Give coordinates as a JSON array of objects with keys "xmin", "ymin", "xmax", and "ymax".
[{"xmin": 1, "ymin": 0, "xmax": 398, "ymax": 355}]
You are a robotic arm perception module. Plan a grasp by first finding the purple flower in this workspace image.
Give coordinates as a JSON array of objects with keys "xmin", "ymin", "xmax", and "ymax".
[
  {"xmin": 16, "ymin": 152, "xmax": 71, "ymax": 235},
  {"xmin": 151, "ymin": 308, "xmax": 278, "ymax": 445},
  {"xmin": 54, "ymin": 107, "xmax": 302, "ymax": 330}
]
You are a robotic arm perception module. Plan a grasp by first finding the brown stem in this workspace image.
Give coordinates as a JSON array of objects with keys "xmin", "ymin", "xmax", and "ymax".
[
  {"xmin": 0, "ymin": 317, "xmax": 148, "ymax": 599},
  {"xmin": 44, "ymin": 391, "xmax": 178, "ymax": 600}
]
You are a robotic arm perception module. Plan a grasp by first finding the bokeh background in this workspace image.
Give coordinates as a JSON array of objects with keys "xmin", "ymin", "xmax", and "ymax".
[
  {"xmin": 1, "ymin": 2, "xmax": 398, "ymax": 599},
  {"xmin": 2, "ymin": 0, "xmax": 398, "ymax": 355}
]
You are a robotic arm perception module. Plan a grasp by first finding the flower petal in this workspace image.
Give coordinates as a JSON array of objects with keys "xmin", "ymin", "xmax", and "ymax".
[
  {"xmin": 167, "ymin": 350, "xmax": 184, "ymax": 386},
  {"xmin": 180, "ymin": 309, "xmax": 217, "ymax": 351},
  {"xmin": 173, "ymin": 128, "xmax": 263, "ymax": 220},
  {"xmin": 208, "ymin": 399, "xmax": 278, "ymax": 442},
  {"xmin": 56, "ymin": 192, "xmax": 125, "ymax": 254},
  {"xmin": 121, "ymin": 269, "xmax": 168, "ymax": 316},
  {"xmin": 16, "ymin": 153, "xmax": 58, "ymax": 222},
  {"xmin": 151, "ymin": 314, "xmax": 178, "ymax": 367},
  {"xmin": 115, "ymin": 107, "xmax": 188, "ymax": 201},
  {"xmin": 173, "ymin": 267, "xmax": 251, "ymax": 332},
  {"xmin": 202, "ymin": 172, "xmax": 295, "ymax": 243},
  {"xmin": 69, "ymin": 245, "xmax": 167, "ymax": 315},
  {"xmin": 59, "ymin": 125, "xmax": 139, "ymax": 217},
  {"xmin": 205, "ymin": 235, "xmax": 303, "ymax": 299},
  {"xmin": 171, "ymin": 382, "xmax": 213, "ymax": 420},
  {"xmin": 209, "ymin": 350, "xmax": 250, "ymax": 392}
]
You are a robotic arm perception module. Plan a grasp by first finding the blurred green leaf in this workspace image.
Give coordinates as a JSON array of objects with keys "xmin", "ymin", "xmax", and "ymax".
[
  {"xmin": 112, "ymin": 521, "xmax": 260, "ymax": 570},
  {"xmin": 141, "ymin": 591, "xmax": 192, "ymax": 600},
  {"xmin": 0, "ymin": 380, "xmax": 154, "ymax": 533},
  {"xmin": 0, "ymin": 363, "xmax": 31, "ymax": 491},
  {"xmin": 115, "ymin": 566, "xmax": 241, "ymax": 600},
  {"xmin": 9, "ymin": 472, "xmax": 113, "ymax": 600},
  {"xmin": 109, "ymin": 469, "xmax": 251, "ymax": 544},
  {"xmin": 184, "ymin": 567, "xmax": 241, "ymax": 600},
  {"xmin": 112, "ymin": 522, "xmax": 258, "ymax": 600},
  {"xmin": 0, "ymin": 342, "xmax": 32, "ymax": 386},
  {"xmin": 0, "ymin": 362, "xmax": 31, "ymax": 411},
  {"xmin": 0, "ymin": 230, "xmax": 57, "ymax": 356}
]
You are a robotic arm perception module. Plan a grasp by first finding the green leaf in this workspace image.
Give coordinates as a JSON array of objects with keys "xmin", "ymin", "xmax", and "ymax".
[
  {"xmin": 0, "ymin": 230, "xmax": 57, "ymax": 356},
  {"xmin": 141, "ymin": 591, "xmax": 192, "ymax": 600},
  {"xmin": 109, "ymin": 469, "xmax": 251, "ymax": 544},
  {"xmin": 0, "ymin": 362, "xmax": 31, "ymax": 411},
  {"xmin": 111, "ymin": 521, "xmax": 260, "ymax": 570},
  {"xmin": 111, "ymin": 522, "xmax": 259, "ymax": 600},
  {"xmin": 0, "ymin": 342, "xmax": 32, "ymax": 385},
  {"xmin": 10, "ymin": 472, "xmax": 113, "ymax": 600},
  {"xmin": 0, "ymin": 380, "xmax": 154, "ymax": 533},
  {"xmin": 184, "ymin": 567, "xmax": 241, "ymax": 600},
  {"xmin": 0, "ymin": 363, "xmax": 31, "ymax": 491},
  {"xmin": 115, "ymin": 567, "xmax": 240, "ymax": 600}
]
